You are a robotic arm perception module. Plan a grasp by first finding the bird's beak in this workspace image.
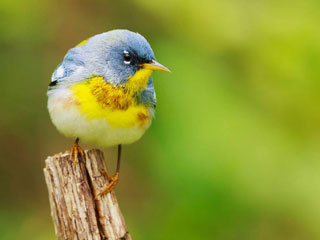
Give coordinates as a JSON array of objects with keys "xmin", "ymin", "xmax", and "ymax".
[{"xmin": 142, "ymin": 60, "xmax": 171, "ymax": 72}]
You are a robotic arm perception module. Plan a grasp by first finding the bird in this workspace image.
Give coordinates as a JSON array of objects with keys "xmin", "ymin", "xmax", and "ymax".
[{"xmin": 47, "ymin": 29, "xmax": 170, "ymax": 197}]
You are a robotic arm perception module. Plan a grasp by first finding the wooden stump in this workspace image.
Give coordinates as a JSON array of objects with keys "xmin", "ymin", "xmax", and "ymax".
[{"xmin": 43, "ymin": 149, "xmax": 132, "ymax": 240}]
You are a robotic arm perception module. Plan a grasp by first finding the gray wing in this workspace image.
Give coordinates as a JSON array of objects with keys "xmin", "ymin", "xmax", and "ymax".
[{"xmin": 48, "ymin": 48, "xmax": 86, "ymax": 89}]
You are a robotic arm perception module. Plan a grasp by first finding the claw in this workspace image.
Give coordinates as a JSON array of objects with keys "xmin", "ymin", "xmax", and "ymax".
[
  {"xmin": 100, "ymin": 169, "xmax": 113, "ymax": 181},
  {"xmin": 96, "ymin": 171, "xmax": 119, "ymax": 198},
  {"xmin": 95, "ymin": 144, "xmax": 122, "ymax": 200},
  {"xmin": 70, "ymin": 138, "xmax": 85, "ymax": 165}
]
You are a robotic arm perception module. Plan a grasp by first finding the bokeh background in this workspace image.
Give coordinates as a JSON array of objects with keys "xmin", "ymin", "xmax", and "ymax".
[{"xmin": 1, "ymin": 0, "xmax": 320, "ymax": 239}]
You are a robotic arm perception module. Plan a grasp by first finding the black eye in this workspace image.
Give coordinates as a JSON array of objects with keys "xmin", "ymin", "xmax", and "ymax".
[{"xmin": 123, "ymin": 51, "xmax": 132, "ymax": 64}]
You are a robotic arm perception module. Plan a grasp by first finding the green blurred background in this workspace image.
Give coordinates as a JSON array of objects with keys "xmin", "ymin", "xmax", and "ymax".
[{"xmin": 1, "ymin": 0, "xmax": 320, "ymax": 239}]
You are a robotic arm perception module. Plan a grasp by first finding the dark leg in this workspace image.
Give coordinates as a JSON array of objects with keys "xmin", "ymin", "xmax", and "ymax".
[
  {"xmin": 116, "ymin": 144, "xmax": 122, "ymax": 173},
  {"xmin": 98, "ymin": 144, "xmax": 122, "ymax": 197},
  {"xmin": 70, "ymin": 137, "xmax": 85, "ymax": 165}
]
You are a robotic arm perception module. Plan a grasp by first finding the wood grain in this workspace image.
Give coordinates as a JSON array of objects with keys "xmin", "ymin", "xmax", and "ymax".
[{"xmin": 44, "ymin": 149, "xmax": 131, "ymax": 240}]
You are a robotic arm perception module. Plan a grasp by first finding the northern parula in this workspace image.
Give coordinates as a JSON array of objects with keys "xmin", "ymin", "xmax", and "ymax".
[{"xmin": 47, "ymin": 29, "xmax": 170, "ymax": 195}]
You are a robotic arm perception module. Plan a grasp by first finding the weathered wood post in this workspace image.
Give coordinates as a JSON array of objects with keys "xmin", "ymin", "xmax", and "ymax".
[{"xmin": 43, "ymin": 149, "xmax": 132, "ymax": 240}]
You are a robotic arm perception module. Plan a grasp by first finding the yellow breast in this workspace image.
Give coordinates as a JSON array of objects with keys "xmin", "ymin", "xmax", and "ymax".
[{"xmin": 71, "ymin": 70, "xmax": 153, "ymax": 129}]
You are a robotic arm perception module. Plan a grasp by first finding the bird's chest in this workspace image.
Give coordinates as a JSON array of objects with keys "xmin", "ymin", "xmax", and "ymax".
[{"xmin": 70, "ymin": 76, "xmax": 151, "ymax": 128}]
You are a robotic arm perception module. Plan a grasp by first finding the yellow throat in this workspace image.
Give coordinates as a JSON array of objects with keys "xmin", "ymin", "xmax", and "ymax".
[{"xmin": 71, "ymin": 68, "xmax": 153, "ymax": 128}]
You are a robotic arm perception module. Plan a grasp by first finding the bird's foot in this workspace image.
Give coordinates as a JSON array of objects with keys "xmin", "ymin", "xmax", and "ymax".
[
  {"xmin": 96, "ymin": 169, "xmax": 119, "ymax": 198},
  {"xmin": 70, "ymin": 139, "xmax": 85, "ymax": 165}
]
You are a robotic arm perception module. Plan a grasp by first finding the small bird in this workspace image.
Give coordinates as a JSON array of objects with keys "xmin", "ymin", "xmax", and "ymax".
[{"xmin": 47, "ymin": 29, "xmax": 170, "ymax": 196}]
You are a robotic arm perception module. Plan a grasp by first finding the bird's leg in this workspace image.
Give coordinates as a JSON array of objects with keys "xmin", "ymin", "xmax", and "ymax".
[
  {"xmin": 70, "ymin": 137, "xmax": 85, "ymax": 165},
  {"xmin": 97, "ymin": 144, "xmax": 121, "ymax": 197}
]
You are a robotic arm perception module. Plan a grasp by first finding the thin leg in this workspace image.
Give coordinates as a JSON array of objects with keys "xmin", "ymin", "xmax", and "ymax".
[
  {"xmin": 70, "ymin": 137, "xmax": 85, "ymax": 165},
  {"xmin": 97, "ymin": 144, "xmax": 122, "ymax": 197},
  {"xmin": 116, "ymin": 144, "xmax": 122, "ymax": 173}
]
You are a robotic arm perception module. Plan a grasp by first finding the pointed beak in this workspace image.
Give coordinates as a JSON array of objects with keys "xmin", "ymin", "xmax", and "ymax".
[{"xmin": 142, "ymin": 60, "xmax": 171, "ymax": 72}]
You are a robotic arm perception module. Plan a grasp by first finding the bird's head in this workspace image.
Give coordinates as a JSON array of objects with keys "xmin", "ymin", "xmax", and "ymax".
[{"xmin": 75, "ymin": 29, "xmax": 170, "ymax": 87}]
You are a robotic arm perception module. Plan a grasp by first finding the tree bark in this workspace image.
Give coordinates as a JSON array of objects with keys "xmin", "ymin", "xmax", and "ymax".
[{"xmin": 43, "ymin": 149, "xmax": 131, "ymax": 240}]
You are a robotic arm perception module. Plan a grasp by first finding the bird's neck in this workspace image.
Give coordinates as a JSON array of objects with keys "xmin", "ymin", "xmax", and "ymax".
[{"xmin": 124, "ymin": 69, "xmax": 153, "ymax": 95}]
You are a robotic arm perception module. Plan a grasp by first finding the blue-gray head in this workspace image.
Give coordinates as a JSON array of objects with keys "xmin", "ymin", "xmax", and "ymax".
[{"xmin": 51, "ymin": 29, "xmax": 170, "ymax": 86}]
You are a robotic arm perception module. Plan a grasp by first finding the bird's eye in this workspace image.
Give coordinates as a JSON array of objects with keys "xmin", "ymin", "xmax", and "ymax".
[{"xmin": 123, "ymin": 51, "xmax": 132, "ymax": 64}]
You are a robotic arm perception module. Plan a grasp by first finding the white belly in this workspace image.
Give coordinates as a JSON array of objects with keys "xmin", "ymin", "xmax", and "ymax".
[{"xmin": 47, "ymin": 88, "xmax": 152, "ymax": 147}]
